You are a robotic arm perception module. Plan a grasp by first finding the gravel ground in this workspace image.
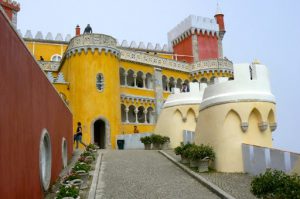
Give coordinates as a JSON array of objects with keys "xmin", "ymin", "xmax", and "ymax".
[
  {"xmin": 163, "ymin": 150, "xmax": 257, "ymax": 199},
  {"xmin": 95, "ymin": 150, "xmax": 219, "ymax": 199}
]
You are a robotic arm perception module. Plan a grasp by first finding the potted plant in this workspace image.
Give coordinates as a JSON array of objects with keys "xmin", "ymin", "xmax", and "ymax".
[
  {"xmin": 151, "ymin": 134, "xmax": 164, "ymax": 150},
  {"xmin": 185, "ymin": 144, "xmax": 199, "ymax": 168},
  {"xmin": 161, "ymin": 136, "xmax": 170, "ymax": 150},
  {"xmin": 174, "ymin": 143, "xmax": 193, "ymax": 164},
  {"xmin": 72, "ymin": 162, "xmax": 91, "ymax": 174},
  {"xmin": 61, "ymin": 173, "xmax": 80, "ymax": 186},
  {"xmin": 86, "ymin": 143, "xmax": 98, "ymax": 152},
  {"xmin": 56, "ymin": 185, "xmax": 80, "ymax": 199},
  {"xmin": 140, "ymin": 136, "xmax": 152, "ymax": 150},
  {"xmin": 190, "ymin": 144, "xmax": 215, "ymax": 172}
]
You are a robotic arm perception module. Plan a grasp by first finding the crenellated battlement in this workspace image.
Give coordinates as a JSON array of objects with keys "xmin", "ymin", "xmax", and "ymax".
[
  {"xmin": 20, "ymin": 30, "xmax": 72, "ymax": 43},
  {"xmin": 65, "ymin": 33, "xmax": 120, "ymax": 57},
  {"xmin": 118, "ymin": 40, "xmax": 172, "ymax": 53},
  {"xmin": 0, "ymin": 0, "xmax": 20, "ymax": 11},
  {"xmin": 168, "ymin": 15, "xmax": 219, "ymax": 45}
]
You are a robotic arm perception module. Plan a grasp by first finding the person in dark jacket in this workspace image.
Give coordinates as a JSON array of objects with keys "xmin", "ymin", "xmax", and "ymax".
[
  {"xmin": 75, "ymin": 122, "xmax": 87, "ymax": 148},
  {"xmin": 83, "ymin": 24, "xmax": 93, "ymax": 34}
]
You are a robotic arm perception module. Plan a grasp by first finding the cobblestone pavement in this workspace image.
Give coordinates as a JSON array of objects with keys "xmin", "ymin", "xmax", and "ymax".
[
  {"xmin": 95, "ymin": 150, "xmax": 219, "ymax": 199},
  {"xmin": 164, "ymin": 150, "xmax": 257, "ymax": 199}
]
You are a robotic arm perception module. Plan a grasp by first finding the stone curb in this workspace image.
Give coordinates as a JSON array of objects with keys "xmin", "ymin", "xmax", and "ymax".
[
  {"xmin": 88, "ymin": 151, "xmax": 103, "ymax": 199},
  {"xmin": 159, "ymin": 150, "xmax": 236, "ymax": 199}
]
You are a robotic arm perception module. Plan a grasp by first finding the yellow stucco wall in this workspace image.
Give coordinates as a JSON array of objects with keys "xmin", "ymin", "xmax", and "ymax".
[
  {"xmin": 155, "ymin": 104, "xmax": 199, "ymax": 148},
  {"xmin": 121, "ymin": 124, "xmax": 155, "ymax": 134},
  {"xmin": 61, "ymin": 49, "xmax": 121, "ymax": 149},
  {"xmin": 195, "ymin": 101, "xmax": 276, "ymax": 172},
  {"xmin": 25, "ymin": 41, "xmax": 67, "ymax": 61}
]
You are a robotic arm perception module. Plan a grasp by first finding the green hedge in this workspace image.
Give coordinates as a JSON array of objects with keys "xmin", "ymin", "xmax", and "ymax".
[{"xmin": 251, "ymin": 169, "xmax": 300, "ymax": 199}]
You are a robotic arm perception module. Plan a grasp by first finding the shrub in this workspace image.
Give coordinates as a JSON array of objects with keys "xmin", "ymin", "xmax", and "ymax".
[
  {"xmin": 56, "ymin": 185, "xmax": 79, "ymax": 199},
  {"xmin": 62, "ymin": 173, "xmax": 79, "ymax": 184},
  {"xmin": 189, "ymin": 144, "xmax": 215, "ymax": 161},
  {"xmin": 72, "ymin": 162, "xmax": 91, "ymax": 173},
  {"xmin": 140, "ymin": 136, "xmax": 152, "ymax": 144},
  {"xmin": 80, "ymin": 150, "xmax": 95, "ymax": 160},
  {"xmin": 162, "ymin": 136, "xmax": 170, "ymax": 144},
  {"xmin": 251, "ymin": 169, "xmax": 300, "ymax": 199},
  {"xmin": 174, "ymin": 142, "xmax": 194, "ymax": 156},
  {"xmin": 151, "ymin": 134, "xmax": 164, "ymax": 145},
  {"xmin": 86, "ymin": 143, "xmax": 98, "ymax": 151}
]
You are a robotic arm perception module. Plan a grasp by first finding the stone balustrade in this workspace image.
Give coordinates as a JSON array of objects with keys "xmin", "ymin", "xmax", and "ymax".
[{"xmin": 38, "ymin": 61, "xmax": 60, "ymax": 71}]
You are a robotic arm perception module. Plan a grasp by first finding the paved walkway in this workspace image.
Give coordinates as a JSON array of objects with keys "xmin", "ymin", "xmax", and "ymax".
[
  {"xmin": 163, "ymin": 150, "xmax": 257, "ymax": 199},
  {"xmin": 95, "ymin": 150, "xmax": 219, "ymax": 199}
]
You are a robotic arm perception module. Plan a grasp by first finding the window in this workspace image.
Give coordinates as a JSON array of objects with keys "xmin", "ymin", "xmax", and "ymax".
[
  {"xmin": 96, "ymin": 73, "xmax": 104, "ymax": 91},
  {"xmin": 51, "ymin": 54, "xmax": 62, "ymax": 62},
  {"xmin": 39, "ymin": 129, "xmax": 52, "ymax": 191},
  {"xmin": 62, "ymin": 138, "xmax": 68, "ymax": 168}
]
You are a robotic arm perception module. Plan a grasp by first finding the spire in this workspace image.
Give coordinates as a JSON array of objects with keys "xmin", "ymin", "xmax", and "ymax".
[{"xmin": 215, "ymin": 2, "xmax": 223, "ymax": 15}]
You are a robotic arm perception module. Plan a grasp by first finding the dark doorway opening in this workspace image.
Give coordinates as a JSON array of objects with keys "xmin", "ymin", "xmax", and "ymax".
[{"xmin": 94, "ymin": 120, "xmax": 106, "ymax": 149}]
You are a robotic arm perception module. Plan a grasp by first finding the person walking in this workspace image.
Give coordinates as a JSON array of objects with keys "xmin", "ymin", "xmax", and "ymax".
[{"xmin": 75, "ymin": 122, "xmax": 87, "ymax": 149}]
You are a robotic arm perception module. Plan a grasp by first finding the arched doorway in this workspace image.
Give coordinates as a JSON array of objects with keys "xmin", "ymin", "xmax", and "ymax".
[{"xmin": 94, "ymin": 119, "xmax": 106, "ymax": 149}]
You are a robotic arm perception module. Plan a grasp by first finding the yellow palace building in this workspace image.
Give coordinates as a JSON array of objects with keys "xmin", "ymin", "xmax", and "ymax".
[{"xmin": 21, "ymin": 9, "xmax": 233, "ymax": 149}]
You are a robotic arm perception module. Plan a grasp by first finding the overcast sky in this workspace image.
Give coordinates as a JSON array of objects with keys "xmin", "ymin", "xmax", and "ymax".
[{"xmin": 16, "ymin": 0, "xmax": 300, "ymax": 153}]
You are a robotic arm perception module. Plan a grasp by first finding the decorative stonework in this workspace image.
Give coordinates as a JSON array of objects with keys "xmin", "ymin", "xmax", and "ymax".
[
  {"xmin": 120, "ymin": 49, "xmax": 190, "ymax": 72},
  {"xmin": 38, "ymin": 61, "xmax": 60, "ymax": 71},
  {"xmin": 190, "ymin": 58, "xmax": 233, "ymax": 74},
  {"xmin": 66, "ymin": 34, "xmax": 120, "ymax": 57},
  {"xmin": 258, "ymin": 122, "xmax": 268, "ymax": 132},
  {"xmin": 121, "ymin": 94, "xmax": 155, "ymax": 105},
  {"xmin": 120, "ymin": 49, "xmax": 233, "ymax": 74},
  {"xmin": 269, "ymin": 122, "xmax": 277, "ymax": 132},
  {"xmin": 241, "ymin": 122, "xmax": 249, "ymax": 132}
]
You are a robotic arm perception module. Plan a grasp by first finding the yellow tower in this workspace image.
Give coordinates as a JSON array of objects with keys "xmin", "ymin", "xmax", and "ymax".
[{"xmin": 61, "ymin": 34, "xmax": 121, "ymax": 149}]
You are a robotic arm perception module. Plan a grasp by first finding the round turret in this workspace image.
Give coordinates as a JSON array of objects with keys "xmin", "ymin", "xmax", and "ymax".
[{"xmin": 62, "ymin": 33, "xmax": 121, "ymax": 149}]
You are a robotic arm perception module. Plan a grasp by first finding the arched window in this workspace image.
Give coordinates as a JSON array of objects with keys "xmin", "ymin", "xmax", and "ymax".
[
  {"xmin": 136, "ymin": 71, "xmax": 144, "ymax": 88},
  {"xmin": 147, "ymin": 107, "xmax": 154, "ymax": 123},
  {"xmin": 51, "ymin": 54, "xmax": 62, "ymax": 62},
  {"xmin": 127, "ymin": 70, "xmax": 135, "ymax": 87},
  {"xmin": 119, "ymin": 68, "xmax": 126, "ymax": 86},
  {"xmin": 176, "ymin": 78, "xmax": 183, "ymax": 90},
  {"xmin": 96, "ymin": 73, "xmax": 104, "ymax": 91},
  {"xmin": 128, "ymin": 105, "xmax": 136, "ymax": 123},
  {"xmin": 162, "ymin": 75, "xmax": 168, "ymax": 91},
  {"xmin": 137, "ymin": 106, "xmax": 145, "ymax": 123},
  {"xmin": 169, "ymin": 77, "xmax": 175, "ymax": 92},
  {"xmin": 145, "ymin": 73, "xmax": 153, "ymax": 89},
  {"xmin": 121, "ymin": 104, "xmax": 126, "ymax": 122}
]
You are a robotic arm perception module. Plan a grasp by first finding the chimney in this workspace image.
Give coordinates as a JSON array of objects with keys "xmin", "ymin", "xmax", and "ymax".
[
  {"xmin": 0, "ymin": 0, "xmax": 21, "ymax": 28},
  {"xmin": 214, "ymin": 3, "xmax": 225, "ymax": 32},
  {"xmin": 75, "ymin": 25, "xmax": 80, "ymax": 36}
]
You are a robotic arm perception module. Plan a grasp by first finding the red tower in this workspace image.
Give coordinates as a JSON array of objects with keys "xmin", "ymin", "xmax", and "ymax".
[
  {"xmin": 0, "ymin": 0, "xmax": 20, "ymax": 27},
  {"xmin": 168, "ymin": 4, "xmax": 226, "ymax": 63}
]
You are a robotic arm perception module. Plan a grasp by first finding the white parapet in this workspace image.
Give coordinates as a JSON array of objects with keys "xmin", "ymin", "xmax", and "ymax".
[
  {"xmin": 164, "ymin": 82, "xmax": 206, "ymax": 108},
  {"xmin": 200, "ymin": 63, "xmax": 276, "ymax": 109}
]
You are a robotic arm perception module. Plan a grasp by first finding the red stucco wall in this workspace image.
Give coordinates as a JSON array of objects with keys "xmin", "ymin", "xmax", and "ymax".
[
  {"xmin": 197, "ymin": 33, "xmax": 219, "ymax": 60},
  {"xmin": 0, "ymin": 10, "xmax": 73, "ymax": 199},
  {"xmin": 173, "ymin": 35, "xmax": 193, "ymax": 63}
]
